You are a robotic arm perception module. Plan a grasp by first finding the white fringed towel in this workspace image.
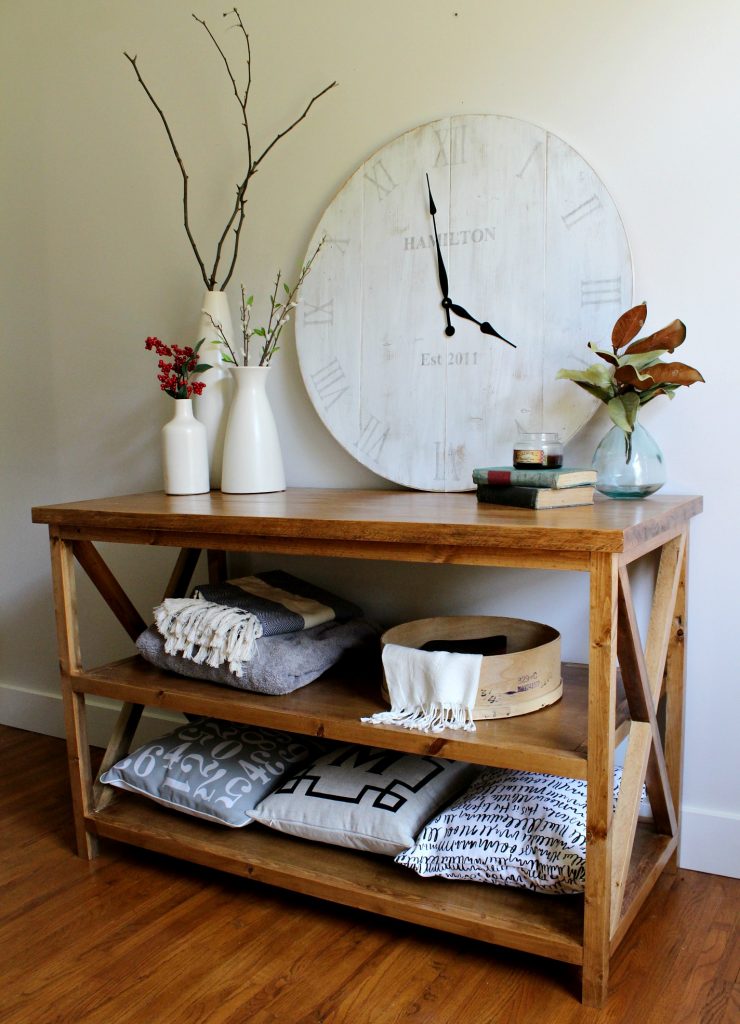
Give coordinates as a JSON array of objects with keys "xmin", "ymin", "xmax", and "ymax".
[
  {"xmin": 362, "ymin": 643, "xmax": 482, "ymax": 733},
  {"xmin": 154, "ymin": 598, "xmax": 263, "ymax": 677}
]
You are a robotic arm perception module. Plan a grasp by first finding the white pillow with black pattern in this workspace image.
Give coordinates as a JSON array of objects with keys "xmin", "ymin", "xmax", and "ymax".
[
  {"xmin": 100, "ymin": 718, "xmax": 319, "ymax": 827},
  {"xmin": 251, "ymin": 743, "xmax": 478, "ymax": 855},
  {"xmin": 395, "ymin": 766, "xmax": 624, "ymax": 893}
]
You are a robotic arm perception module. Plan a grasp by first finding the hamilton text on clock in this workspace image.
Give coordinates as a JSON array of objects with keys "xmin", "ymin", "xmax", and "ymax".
[{"xmin": 404, "ymin": 227, "xmax": 495, "ymax": 252}]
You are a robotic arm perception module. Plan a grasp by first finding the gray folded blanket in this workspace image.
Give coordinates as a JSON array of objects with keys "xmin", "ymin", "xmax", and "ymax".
[
  {"xmin": 136, "ymin": 618, "xmax": 380, "ymax": 696},
  {"xmin": 153, "ymin": 569, "xmax": 363, "ymax": 675}
]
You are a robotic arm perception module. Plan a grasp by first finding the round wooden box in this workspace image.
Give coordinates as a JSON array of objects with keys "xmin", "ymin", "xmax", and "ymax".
[{"xmin": 380, "ymin": 615, "xmax": 562, "ymax": 720}]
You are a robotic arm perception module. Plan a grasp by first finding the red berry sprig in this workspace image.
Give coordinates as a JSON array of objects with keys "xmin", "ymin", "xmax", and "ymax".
[{"xmin": 144, "ymin": 336, "xmax": 210, "ymax": 399}]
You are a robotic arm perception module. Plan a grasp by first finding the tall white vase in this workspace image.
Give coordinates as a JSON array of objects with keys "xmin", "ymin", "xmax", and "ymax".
[
  {"xmin": 220, "ymin": 366, "xmax": 286, "ymax": 494},
  {"xmin": 192, "ymin": 290, "xmax": 235, "ymax": 489},
  {"xmin": 161, "ymin": 399, "xmax": 210, "ymax": 495}
]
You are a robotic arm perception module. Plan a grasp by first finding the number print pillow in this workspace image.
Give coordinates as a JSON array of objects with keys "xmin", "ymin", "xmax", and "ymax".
[
  {"xmin": 395, "ymin": 766, "xmax": 624, "ymax": 893},
  {"xmin": 251, "ymin": 743, "xmax": 478, "ymax": 855},
  {"xmin": 100, "ymin": 718, "xmax": 319, "ymax": 827}
]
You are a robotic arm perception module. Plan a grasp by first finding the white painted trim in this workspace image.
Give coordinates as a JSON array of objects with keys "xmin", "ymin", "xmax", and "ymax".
[
  {"xmin": 0, "ymin": 682, "xmax": 183, "ymax": 749},
  {"xmin": 679, "ymin": 806, "xmax": 740, "ymax": 879}
]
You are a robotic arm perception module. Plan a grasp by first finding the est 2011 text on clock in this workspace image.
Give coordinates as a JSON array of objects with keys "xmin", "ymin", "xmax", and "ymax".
[{"xmin": 296, "ymin": 114, "xmax": 633, "ymax": 492}]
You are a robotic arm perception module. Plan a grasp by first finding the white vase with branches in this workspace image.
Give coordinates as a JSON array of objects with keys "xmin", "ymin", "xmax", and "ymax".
[{"xmin": 124, "ymin": 7, "xmax": 336, "ymax": 487}]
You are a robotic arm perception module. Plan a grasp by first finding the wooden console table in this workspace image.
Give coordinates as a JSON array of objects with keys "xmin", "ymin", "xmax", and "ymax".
[{"xmin": 32, "ymin": 488, "xmax": 702, "ymax": 1007}]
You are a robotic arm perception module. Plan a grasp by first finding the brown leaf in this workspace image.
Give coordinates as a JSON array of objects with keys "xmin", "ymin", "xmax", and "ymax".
[
  {"xmin": 623, "ymin": 319, "xmax": 686, "ymax": 356},
  {"xmin": 614, "ymin": 361, "xmax": 704, "ymax": 390},
  {"xmin": 612, "ymin": 303, "xmax": 647, "ymax": 351}
]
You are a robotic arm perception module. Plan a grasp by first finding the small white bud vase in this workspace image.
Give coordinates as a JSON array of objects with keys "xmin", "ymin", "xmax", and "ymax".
[
  {"xmin": 192, "ymin": 290, "xmax": 235, "ymax": 489},
  {"xmin": 220, "ymin": 366, "xmax": 286, "ymax": 494},
  {"xmin": 161, "ymin": 399, "xmax": 210, "ymax": 495}
]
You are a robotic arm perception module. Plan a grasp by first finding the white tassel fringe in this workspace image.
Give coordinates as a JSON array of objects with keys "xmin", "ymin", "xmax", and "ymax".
[
  {"xmin": 153, "ymin": 598, "xmax": 263, "ymax": 677},
  {"xmin": 361, "ymin": 703, "xmax": 476, "ymax": 733}
]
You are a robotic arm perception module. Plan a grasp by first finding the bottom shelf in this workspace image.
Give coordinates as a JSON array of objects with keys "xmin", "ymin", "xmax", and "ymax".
[
  {"xmin": 88, "ymin": 794, "xmax": 673, "ymax": 969},
  {"xmin": 91, "ymin": 792, "xmax": 585, "ymax": 964}
]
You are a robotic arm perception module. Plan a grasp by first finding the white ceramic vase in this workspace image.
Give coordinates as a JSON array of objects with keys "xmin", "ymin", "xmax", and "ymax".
[
  {"xmin": 220, "ymin": 366, "xmax": 286, "ymax": 494},
  {"xmin": 161, "ymin": 399, "xmax": 210, "ymax": 495},
  {"xmin": 192, "ymin": 290, "xmax": 235, "ymax": 489}
]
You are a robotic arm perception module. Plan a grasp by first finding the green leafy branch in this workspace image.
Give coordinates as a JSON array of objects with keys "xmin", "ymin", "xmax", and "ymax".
[{"xmin": 205, "ymin": 236, "xmax": 325, "ymax": 366}]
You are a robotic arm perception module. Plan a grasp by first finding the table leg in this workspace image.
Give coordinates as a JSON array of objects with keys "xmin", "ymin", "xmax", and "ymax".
[
  {"xmin": 582, "ymin": 551, "xmax": 618, "ymax": 1007},
  {"xmin": 50, "ymin": 530, "xmax": 98, "ymax": 859}
]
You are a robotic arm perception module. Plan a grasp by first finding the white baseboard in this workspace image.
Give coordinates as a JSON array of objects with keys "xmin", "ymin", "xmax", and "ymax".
[
  {"xmin": 2, "ymin": 682, "xmax": 738, "ymax": 879},
  {"xmin": 679, "ymin": 806, "xmax": 740, "ymax": 878},
  {"xmin": 0, "ymin": 682, "xmax": 183, "ymax": 749}
]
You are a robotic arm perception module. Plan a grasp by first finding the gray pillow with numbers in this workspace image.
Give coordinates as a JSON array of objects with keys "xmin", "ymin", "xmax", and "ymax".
[
  {"xmin": 395, "ymin": 766, "xmax": 625, "ymax": 893},
  {"xmin": 100, "ymin": 718, "xmax": 319, "ymax": 827}
]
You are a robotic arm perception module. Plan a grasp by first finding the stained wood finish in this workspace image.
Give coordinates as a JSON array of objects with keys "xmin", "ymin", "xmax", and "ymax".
[
  {"xmin": 32, "ymin": 489, "xmax": 703, "ymax": 557},
  {"xmin": 31, "ymin": 488, "xmax": 703, "ymax": 1008},
  {"xmin": 3, "ymin": 726, "xmax": 737, "ymax": 1024},
  {"xmin": 77, "ymin": 658, "xmax": 628, "ymax": 781}
]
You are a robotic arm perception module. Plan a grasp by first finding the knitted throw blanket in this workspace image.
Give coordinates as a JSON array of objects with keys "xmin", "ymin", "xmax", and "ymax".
[{"xmin": 153, "ymin": 570, "xmax": 361, "ymax": 677}]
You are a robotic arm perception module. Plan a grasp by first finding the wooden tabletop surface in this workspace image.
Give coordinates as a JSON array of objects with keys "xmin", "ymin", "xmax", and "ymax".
[{"xmin": 32, "ymin": 488, "xmax": 702, "ymax": 554}]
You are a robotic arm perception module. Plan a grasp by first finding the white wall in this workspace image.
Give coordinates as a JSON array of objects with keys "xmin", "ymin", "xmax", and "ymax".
[{"xmin": 1, "ymin": 0, "xmax": 738, "ymax": 877}]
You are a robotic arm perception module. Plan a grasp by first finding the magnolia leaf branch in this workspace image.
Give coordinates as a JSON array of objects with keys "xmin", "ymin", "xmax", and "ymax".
[
  {"xmin": 557, "ymin": 302, "xmax": 705, "ymax": 435},
  {"xmin": 124, "ymin": 10, "xmax": 337, "ymax": 291}
]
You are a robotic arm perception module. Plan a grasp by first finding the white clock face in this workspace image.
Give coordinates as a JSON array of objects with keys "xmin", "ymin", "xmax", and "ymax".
[{"xmin": 296, "ymin": 115, "xmax": 632, "ymax": 491}]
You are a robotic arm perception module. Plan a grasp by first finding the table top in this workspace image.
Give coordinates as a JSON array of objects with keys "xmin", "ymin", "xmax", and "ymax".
[{"xmin": 32, "ymin": 488, "xmax": 702, "ymax": 556}]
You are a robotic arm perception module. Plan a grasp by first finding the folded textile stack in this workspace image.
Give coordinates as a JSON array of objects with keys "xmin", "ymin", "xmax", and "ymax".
[{"xmin": 138, "ymin": 570, "xmax": 378, "ymax": 695}]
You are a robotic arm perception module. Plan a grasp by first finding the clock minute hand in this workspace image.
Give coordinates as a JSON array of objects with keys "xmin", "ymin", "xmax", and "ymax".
[
  {"xmin": 426, "ymin": 173, "xmax": 455, "ymax": 337},
  {"xmin": 448, "ymin": 300, "xmax": 516, "ymax": 349}
]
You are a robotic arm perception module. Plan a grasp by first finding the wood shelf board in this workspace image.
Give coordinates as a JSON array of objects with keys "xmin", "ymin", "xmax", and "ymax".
[
  {"xmin": 76, "ymin": 658, "xmax": 630, "ymax": 779},
  {"xmin": 88, "ymin": 792, "xmax": 585, "ymax": 965},
  {"xmin": 32, "ymin": 489, "xmax": 703, "ymax": 557}
]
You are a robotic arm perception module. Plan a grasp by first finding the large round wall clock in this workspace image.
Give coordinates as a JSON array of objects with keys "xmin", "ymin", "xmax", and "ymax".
[{"xmin": 296, "ymin": 114, "xmax": 632, "ymax": 491}]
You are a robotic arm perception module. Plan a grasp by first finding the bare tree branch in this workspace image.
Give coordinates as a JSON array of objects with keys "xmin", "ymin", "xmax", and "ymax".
[
  {"xmin": 123, "ymin": 52, "xmax": 209, "ymax": 289},
  {"xmin": 252, "ymin": 80, "xmax": 338, "ymax": 173},
  {"xmin": 124, "ymin": 11, "xmax": 337, "ymax": 292}
]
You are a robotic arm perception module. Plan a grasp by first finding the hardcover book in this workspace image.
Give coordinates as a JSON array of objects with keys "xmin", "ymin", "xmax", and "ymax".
[
  {"xmin": 472, "ymin": 466, "xmax": 597, "ymax": 489},
  {"xmin": 476, "ymin": 483, "xmax": 595, "ymax": 509}
]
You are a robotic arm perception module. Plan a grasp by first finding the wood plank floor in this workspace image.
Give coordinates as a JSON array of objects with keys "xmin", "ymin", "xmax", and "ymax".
[{"xmin": 1, "ymin": 724, "xmax": 737, "ymax": 1024}]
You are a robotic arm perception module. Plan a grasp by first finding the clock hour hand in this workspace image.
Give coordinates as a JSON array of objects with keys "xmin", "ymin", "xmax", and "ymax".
[
  {"xmin": 448, "ymin": 300, "xmax": 516, "ymax": 348},
  {"xmin": 426, "ymin": 173, "xmax": 455, "ymax": 337}
]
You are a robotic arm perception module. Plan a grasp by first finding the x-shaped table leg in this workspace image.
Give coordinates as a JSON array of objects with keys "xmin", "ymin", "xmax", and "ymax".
[{"xmin": 610, "ymin": 532, "xmax": 687, "ymax": 935}]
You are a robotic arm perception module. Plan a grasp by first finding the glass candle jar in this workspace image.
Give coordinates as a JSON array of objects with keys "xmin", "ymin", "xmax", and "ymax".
[{"xmin": 513, "ymin": 432, "xmax": 563, "ymax": 469}]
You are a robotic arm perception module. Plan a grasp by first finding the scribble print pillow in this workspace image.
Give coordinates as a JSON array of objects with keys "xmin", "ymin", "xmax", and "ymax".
[
  {"xmin": 395, "ymin": 766, "xmax": 625, "ymax": 893},
  {"xmin": 251, "ymin": 743, "xmax": 478, "ymax": 855},
  {"xmin": 100, "ymin": 718, "xmax": 319, "ymax": 827}
]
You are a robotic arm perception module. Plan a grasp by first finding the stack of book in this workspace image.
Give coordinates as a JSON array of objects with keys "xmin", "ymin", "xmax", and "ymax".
[{"xmin": 473, "ymin": 466, "xmax": 597, "ymax": 508}]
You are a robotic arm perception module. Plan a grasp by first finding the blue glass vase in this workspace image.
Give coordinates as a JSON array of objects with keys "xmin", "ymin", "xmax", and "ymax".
[{"xmin": 592, "ymin": 423, "xmax": 666, "ymax": 499}]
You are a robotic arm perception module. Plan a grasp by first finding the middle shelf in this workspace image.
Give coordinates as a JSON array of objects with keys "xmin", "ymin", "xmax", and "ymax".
[{"xmin": 75, "ymin": 657, "xmax": 630, "ymax": 779}]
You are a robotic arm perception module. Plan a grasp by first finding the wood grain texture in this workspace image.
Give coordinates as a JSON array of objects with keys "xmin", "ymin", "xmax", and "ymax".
[
  {"xmin": 582, "ymin": 551, "xmax": 618, "ymax": 1007},
  {"xmin": 295, "ymin": 115, "xmax": 632, "ymax": 491},
  {"xmin": 77, "ymin": 657, "xmax": 628, "ymax": 781},
  {"xmin": 2, "ymin": 725, "xmax": 737, "ymax": 1024},
  {"xmin": 32, "ymin": 488, "xmax": 703, "ymax": 1009},
  {"xmin": 32, "ymin": 488, "xmax": 703, "ymax": 557}
]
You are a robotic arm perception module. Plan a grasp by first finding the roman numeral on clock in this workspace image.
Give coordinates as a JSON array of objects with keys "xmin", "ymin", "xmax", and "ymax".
[
  {"xmin": 303, "ymin": 298, "xmax": 334, "ymax": 326},
  {"xmin": 433, "ymin": 124, "xmax": 468, "ymax": 166},
  {"xmin": 581, "ymin": 277, "xmax": 622, "ymax": 306},
  {"xmin": 355, "ymin": 415, "xmax": 389, "ymax": 461},
  {"xmin": 562, "ymin": 193, "xmax": 602, "ymax": 228},
  {"xmin": 310, "ymin": 358, "xmax": 349, "ymax": 411},
  {"xmin": 363, "ymin": 159, "xmax": 398, "ymax": 201}
]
